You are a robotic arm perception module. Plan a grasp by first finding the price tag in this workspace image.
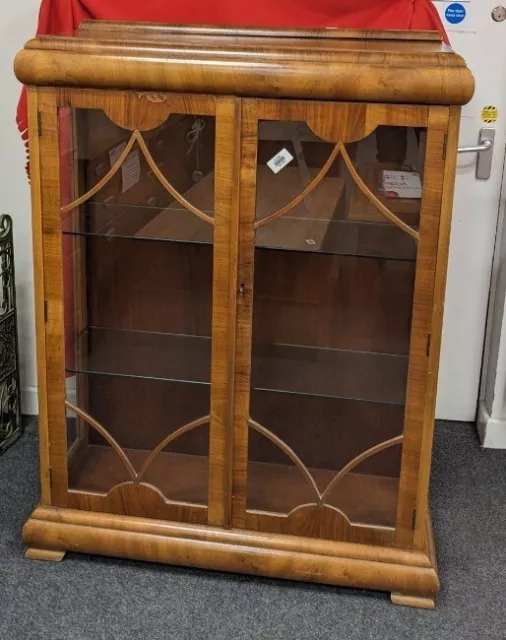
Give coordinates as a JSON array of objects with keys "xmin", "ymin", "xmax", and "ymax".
[
  {"xmin": 267, "ymin": 148, "xmax": 294, "ymax": 174},
  {"xmin": 109, "ymin": 142, "xmax": 141, "ymax": 193},
  {"xmin": 382, "ymin": 171, "xmax": 422, "ymax": 199},
  {"xmin": 108, "ymin": 141, "xmax": 126, "ymax": 166},
  {"xmin": 121, "ymin": 149, "xmax": 141, "ymax": 193}
]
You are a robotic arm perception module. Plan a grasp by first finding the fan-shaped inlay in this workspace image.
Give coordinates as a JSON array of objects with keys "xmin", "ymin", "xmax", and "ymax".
[
  {"xmin": 66, "ymin": 401, "xmax": 209, "ymax": 490},
  {"xmin": 248, "ymin": 417, "xmax": 403, "ymax": 509},
  {"xmin": 60, "ymin": 129, "xmax": 215, "ymax": 226},
  {"xmin": 253, "ymin": 141, "xmax": 419, "ymax": 241}
]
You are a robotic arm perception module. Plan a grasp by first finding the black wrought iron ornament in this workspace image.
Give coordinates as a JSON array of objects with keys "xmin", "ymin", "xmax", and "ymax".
[{"xmin": 0, "ymin": 215, "xmax": 22, "ymax": 454}]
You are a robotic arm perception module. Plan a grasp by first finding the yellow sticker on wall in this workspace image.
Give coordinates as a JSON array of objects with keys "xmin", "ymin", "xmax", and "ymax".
[{"xmin": 481, "ymin": 106, "xmax": 499, "ymax": 124}]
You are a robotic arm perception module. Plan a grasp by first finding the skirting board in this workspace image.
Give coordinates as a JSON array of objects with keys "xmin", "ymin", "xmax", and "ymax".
[
  {"xmin": 23, "ymin": 506, "xmax": 439, "ymax": 608},
  {"xmin": 21, "ymin": 381, "xmax": 76, "ymax": 416},
  {"xmin": 21, "ymin": 386, "xmax": 38, "ymax": 416},
  {"xmin": 477, "ymin": 400, "xmax": 506, "ymax": 449}
]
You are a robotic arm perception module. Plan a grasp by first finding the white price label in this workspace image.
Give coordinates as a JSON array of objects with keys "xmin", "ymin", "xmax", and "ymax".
[
  {"xmin": 267, "ymin": 148, "xmax": 294, "ymax": 174},
  {"xmin": 382, "ymin": 170, "xmax": 422, "ymax": 199},
  {"xmin": 109, "ymin": 142, "xmax": 141, "ymax": 193},
  {"xmin": 108, "ymin": 141, "xmax": 127, "ymax": 166},
  {"xmin": 121, "ymin": 149, "xmax": 141, "ymax": 193}
]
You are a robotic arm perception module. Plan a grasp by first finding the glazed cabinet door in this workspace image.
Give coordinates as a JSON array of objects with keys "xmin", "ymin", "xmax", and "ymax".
[
  {"xmin": 232, "ymin": 99, "xmax": 448, "ymax": 547},
  {"xmin": 34, "ymin": 89, "xmax": 240, "ymax": 526}
]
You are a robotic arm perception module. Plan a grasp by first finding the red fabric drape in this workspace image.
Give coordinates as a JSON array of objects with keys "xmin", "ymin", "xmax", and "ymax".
[
  {"xmin": 32, "ymin": 0, "xmax": 448, "ymax": 34},
  {"xmin": 17, "ymin": 0, "xmax": 449, "ymax": 146}
]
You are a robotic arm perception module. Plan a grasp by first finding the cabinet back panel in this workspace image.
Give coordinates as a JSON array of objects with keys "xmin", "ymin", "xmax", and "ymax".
[
  {"xmin": 249, "ymin": 391, "xmax": 403, "ymax": 476},
  {"xmin": 253, "ymin": 250, "xmax": 415, "ymax": 354}
]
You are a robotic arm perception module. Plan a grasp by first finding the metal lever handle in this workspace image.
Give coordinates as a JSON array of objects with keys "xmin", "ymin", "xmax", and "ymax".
[
  {"xmin": 458, "ymin": 139, "xmax": 493, "ymax": 154},
  {"xmin": 457, "ymin": 127, "xmax": 495, "ymax": 180}
]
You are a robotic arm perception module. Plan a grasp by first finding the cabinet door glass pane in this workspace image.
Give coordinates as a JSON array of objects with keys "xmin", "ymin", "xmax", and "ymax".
[
  {"xmin": 60, "ymin": 108, "xmax": 215, "ymax": 511},
  {"xmin": 248, "ymin": 121, "xmax": 424, "ymax": 532}
]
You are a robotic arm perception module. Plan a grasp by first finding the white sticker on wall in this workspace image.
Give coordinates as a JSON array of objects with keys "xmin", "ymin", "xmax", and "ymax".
[
  {"xmin": 267, "ymin": 148, "xmax": 294, "ymax": 174},
  {"xmin": 108, "ymin": 142, "xmax": 141, "ymax": 193}
]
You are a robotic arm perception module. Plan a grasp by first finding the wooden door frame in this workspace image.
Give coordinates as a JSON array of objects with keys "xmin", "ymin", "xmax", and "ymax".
[
  {"xmin": 29, "ymin": 87, "xmax": 68, "ymax": 507},
  {"xmin": 411, "ymin": 106, "xmax": 461, "ymax": 549},
  {"xmin": 31, "ymin": 87, "xmax": 241, "ymax": 527},
  {"xmin": 231, "ymin": 98, "xmax": 450, "ymax": 549},
  {"xmin": 395, "ymin": 106, "xmax": 450, "ymax": 548}
]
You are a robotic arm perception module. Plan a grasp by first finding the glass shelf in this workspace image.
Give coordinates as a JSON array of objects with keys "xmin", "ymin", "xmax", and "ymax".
[
  {"xmin": 67, "ymin": 327, "xmax": 211, "ymax": 386},
  {"xmin": 63, "ymin": 210, "xmax": 416, "ymax": 262},
  {"xmin": 63, "ymin": 201, "xmax": 214, "ymax": 245},
  {"xmin": 62, "ymin": 165, "xmax": 417, "ymax": 260},
  {"xmin": 255, "ymin": 218, "xmax": 416, "ymax": 261},
  {"xmin": 67, "ymin": 327, "xmax": 408, "ymax": 406}
]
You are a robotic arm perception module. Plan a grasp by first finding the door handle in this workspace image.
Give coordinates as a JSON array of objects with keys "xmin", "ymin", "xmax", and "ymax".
[{"xmin": 457, "ymin": 127, "xmax": 495, "ymax": 180}]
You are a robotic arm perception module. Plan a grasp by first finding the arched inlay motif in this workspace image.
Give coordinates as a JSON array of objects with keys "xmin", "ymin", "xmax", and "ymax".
[
  {"xmin": 67, "ymin": 402, "xmax": 137, "ymax": 481},
  {"xmin": 60, "ymin": 129, "xmax": 215, "ymax": 226},
  {"xmin": 248, "ymin": 417, "xmax": 403, "ymax": 511},
  {"xmin": 249, "ymin": 418, "xmax": 320, "ymax": 503},
  {"xmin": 66, "ymin": 401, "xmax": 209, "ymax": 494},
  {"xmin": 320, "ymin": 434, "xmax": 404, "ymax": 504},
  {"xmin": 253, "ymin": 141, "xmax": 419, "ymax": 241},
  {"xmin": 137, "ymin": 414, "xmax": 210, "ymax": 481},
  {"xmin": 254, "ymin": 142, "xmax": 342, "ymax": 230}
]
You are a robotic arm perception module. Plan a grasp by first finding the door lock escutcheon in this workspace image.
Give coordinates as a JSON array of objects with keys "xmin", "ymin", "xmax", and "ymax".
[{"xmin": 458, "ymin": 127, "xmax": 495, "ymax": 180}]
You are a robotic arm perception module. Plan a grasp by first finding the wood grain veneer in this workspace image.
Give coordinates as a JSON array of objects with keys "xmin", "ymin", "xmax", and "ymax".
[{"xmin": 15, "ymin": 24, "xmax": 474, "ymax": 104}]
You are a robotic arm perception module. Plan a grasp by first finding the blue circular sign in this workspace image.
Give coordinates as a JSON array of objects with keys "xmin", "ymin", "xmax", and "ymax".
[{"xmin": 445, "ymin": 3, "xmax": 467, "ymax": 25}]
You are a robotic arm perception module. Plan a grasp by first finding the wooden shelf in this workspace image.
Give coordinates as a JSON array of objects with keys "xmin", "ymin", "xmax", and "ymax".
[
  {"xmin": 69, "ymin": 327, "xmax": 408, "ymax": 405},
  {"xmin": 69, "ymin": 444, "xmax": 398, "ymax": 527}
]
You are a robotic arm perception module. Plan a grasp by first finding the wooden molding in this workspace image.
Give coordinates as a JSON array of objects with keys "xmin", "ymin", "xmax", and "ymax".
[
  {"xmin": 15, "ymin": 27, "xmax": 474, "ymax": 105},
  {"xmin": 24, "ymin": 506, "xmax": 439, "ymax": 606},
  {"xmin": 79, "ymin": 22, "xmax": 444, "ymax": 42}
]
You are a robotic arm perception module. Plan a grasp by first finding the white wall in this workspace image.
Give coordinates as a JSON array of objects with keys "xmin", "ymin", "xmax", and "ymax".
[{"xmin": 1, "ymin": 2, "xmax": 41, "ymax": 414}]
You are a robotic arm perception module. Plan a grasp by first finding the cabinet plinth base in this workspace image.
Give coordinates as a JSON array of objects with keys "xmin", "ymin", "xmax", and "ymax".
[
  {"xmin": 25, "ymin": 547, "xmax": 66, "ymax": 562},
  {"xmin": 23, "ymin": 506, "xmax": 439, "ymax": 607}
]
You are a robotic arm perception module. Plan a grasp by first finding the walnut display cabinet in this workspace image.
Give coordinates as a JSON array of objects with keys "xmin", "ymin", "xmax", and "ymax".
[{"xmin": 15, "ymin": 22, "xmax": 474, "ymax": 608}]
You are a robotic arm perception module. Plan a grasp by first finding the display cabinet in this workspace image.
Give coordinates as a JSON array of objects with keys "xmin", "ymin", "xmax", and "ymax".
[{"xmin": 15, "ymin": 22, "xmax": 474, "ymax": 608}]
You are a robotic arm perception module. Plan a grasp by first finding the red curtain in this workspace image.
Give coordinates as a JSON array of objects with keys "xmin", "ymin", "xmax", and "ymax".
[
  {"xmin": 17, "ymin": 0, "xmax": 448, "ymax": 142},
  {"xmin": 34, "ymin": 0, "xmax": 448, "ymax": 34}
]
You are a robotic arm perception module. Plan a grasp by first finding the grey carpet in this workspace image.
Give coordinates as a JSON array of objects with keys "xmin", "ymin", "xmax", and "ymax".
[{"xmin": 1, "ymin": 420, "xmax": 505, "ymax": 640}]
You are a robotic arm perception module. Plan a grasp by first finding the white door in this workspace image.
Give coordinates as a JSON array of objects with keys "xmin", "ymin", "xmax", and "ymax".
[{"xmin": 432, "ymin": 0, "xmax": 506, "ymax": 420}]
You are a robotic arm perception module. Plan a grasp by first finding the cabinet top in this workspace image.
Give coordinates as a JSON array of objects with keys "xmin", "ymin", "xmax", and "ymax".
[{"xmin": 14, "ymin": 21, "xmax": 474, "ymax": 105}]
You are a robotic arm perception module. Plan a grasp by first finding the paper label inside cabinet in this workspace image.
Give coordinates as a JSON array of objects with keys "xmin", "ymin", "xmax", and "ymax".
[
  {"xmin": 267, "ymin": 148, "xmax": 294, "ymax": 174},
  {"xmin": 382, "ymin": 170, "xmax": 422, "ymax": 199},
  {"xmin": 109, "ymin": 142, "xmax": 141, "ymax": 193}
]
